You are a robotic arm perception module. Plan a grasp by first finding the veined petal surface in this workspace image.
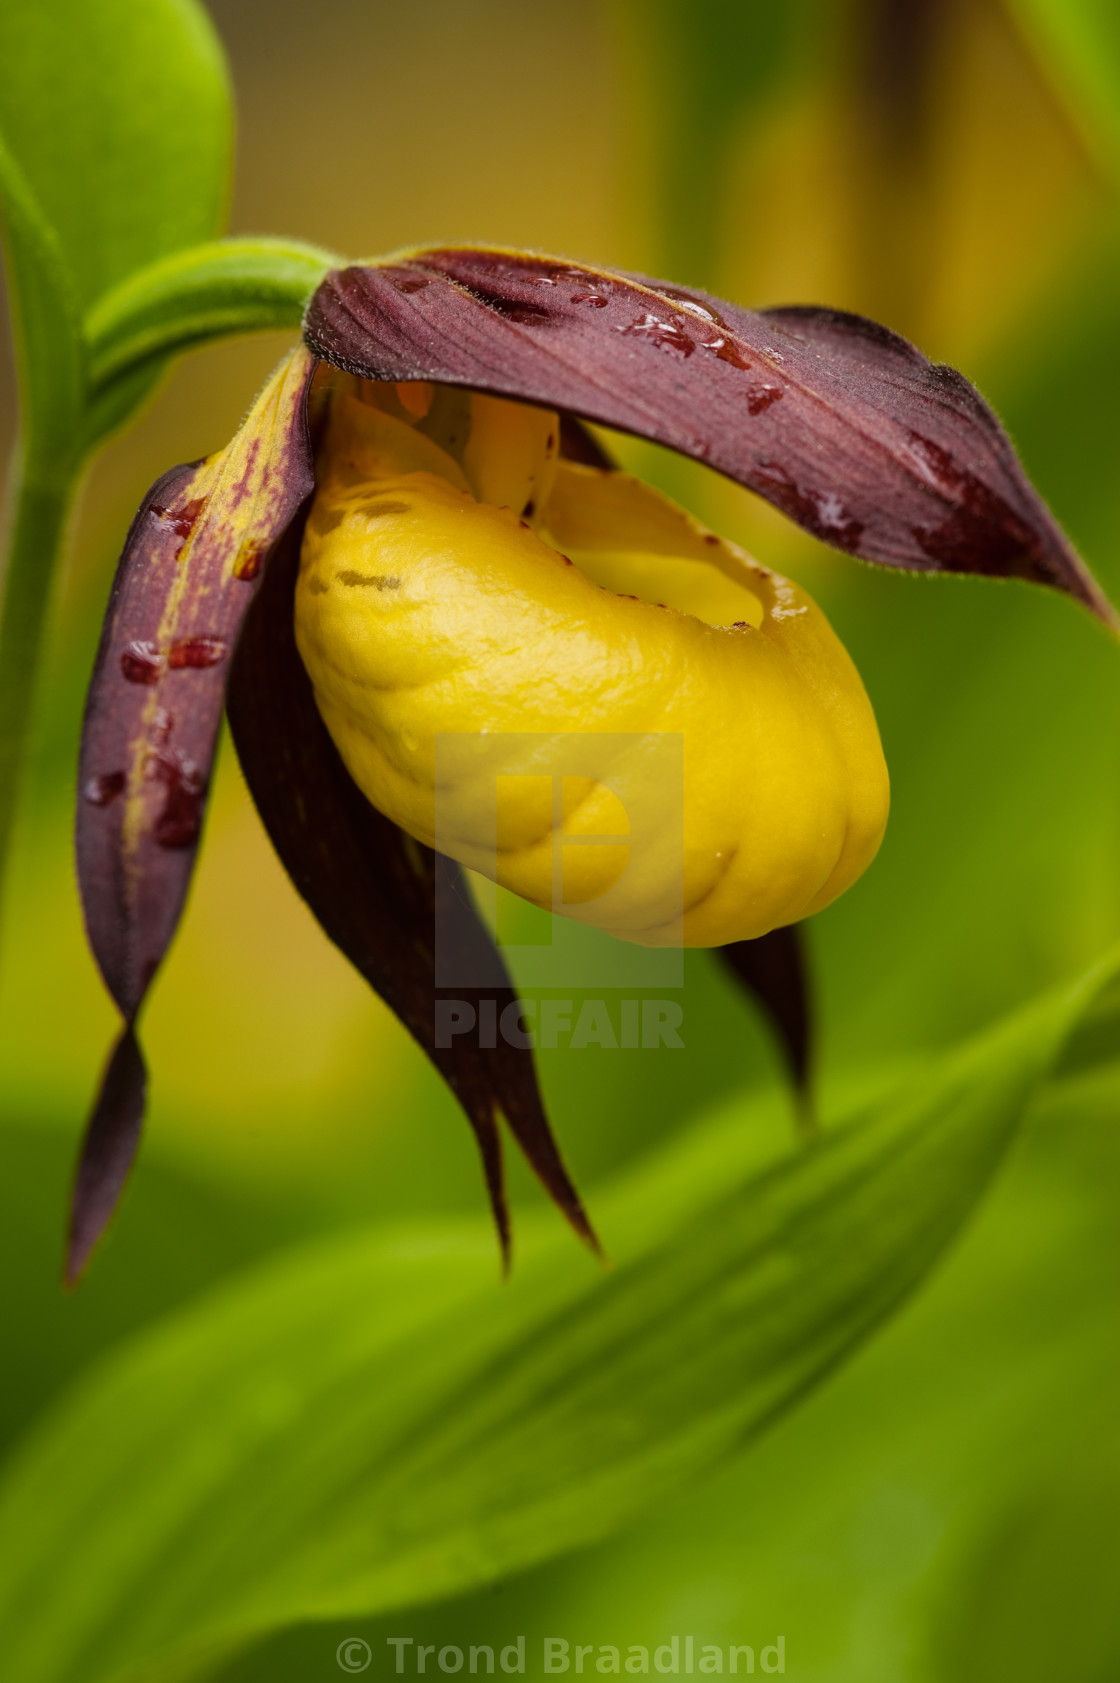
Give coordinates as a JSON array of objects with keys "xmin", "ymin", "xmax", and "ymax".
[{"xmin": 304, "ymin": 249, "xmax": 1113, "ymax": 624}]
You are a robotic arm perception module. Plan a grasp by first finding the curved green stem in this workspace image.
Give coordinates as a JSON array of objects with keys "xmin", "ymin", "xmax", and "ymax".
[
  {"xmin": 84, "ymin": 237, "xmax": 339, "ymax": 398},
  {"xmin": 0, "ymin": 444, "xmax": 77, "ymax": 885}
]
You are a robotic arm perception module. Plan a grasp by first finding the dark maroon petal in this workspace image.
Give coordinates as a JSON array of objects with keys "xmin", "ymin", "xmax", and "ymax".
[
  {"xmin": 719, "ymin": 925, "xmax": 813, "ymax": 1124},
  {"xmin": 226, "ymin": 512, "xmax": 598, "ymax": 1268},
  {"xmin": 73, "ymin": 347, "xmax": 317, "ymax": 1272},
  {"xmin": 65, "ymin": 1028, "xmax": 146, "ymax": 1285},
  {"xmin": 304, "ymin": 252, "xmax": 1114, "ymax": 625},
  {"xmin": 558, "ymin": 412, "xmax": 616, "ymax": 470}
]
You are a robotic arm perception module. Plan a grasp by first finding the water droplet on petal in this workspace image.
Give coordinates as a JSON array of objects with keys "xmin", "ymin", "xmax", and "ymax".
[
  {"xmin": 617, "ymin": 314, "xmax": 695, "ymax": 357},
  {"xmin": 145, "ymin": 749, "xmax": 205, "ymax": 849},
  {"xmin": 746, "ymin": 384, "xmax": 783, "ymax": 415},
  {"xmin": 121, "ymin": 642, "xmax": 163, "ymax": 685},
  {"xmin": 167, "ymin": 636, "xmax": 227, "ymax": 670},
  {"xmin": 702, "ymin": 336, "xmax": 751, "ymax": 370},
  {"xmin": 84, "ymin": 771, "xmax": 125, "ymax": 807}
]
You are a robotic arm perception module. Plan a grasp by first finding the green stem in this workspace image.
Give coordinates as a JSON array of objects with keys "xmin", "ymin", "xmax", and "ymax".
[{"xmin": 0, "ymin": 444, "xmax": 77, "ymax": 885}]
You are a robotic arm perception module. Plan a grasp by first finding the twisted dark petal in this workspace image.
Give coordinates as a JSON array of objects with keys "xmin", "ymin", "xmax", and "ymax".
[
  {"xmin": 71, "ymin": 346, "xmax": 317, "ymax": 1277},
  {"xmin": 65, "ymin": 1028, "xmax": 146, "ymax": 1286},
  {"xmin": 719, "ymin": 926, "xmax": 813, "ymax": 1122},
  {"xmin": 305, "ymin": 251, "xmax": 1114, "ymax": 624},
  {"xmin": 225, "ymin": 514, "xmax": 598, "ymax": 1268}
]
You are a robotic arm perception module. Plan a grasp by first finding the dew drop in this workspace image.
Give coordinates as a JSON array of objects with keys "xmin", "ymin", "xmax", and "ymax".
[
  {"xmin": 746, "ymin": 384, "xmax": 783, "ymax": 415},
  {"xmin": 657, "ymin": 288, "xmax": 728, "ymax": 327},
  {"xmin": 702, "ymin": 336, "xmax": 751, "ymax": 370},
  {"xmin": 617, "ymin": 314, "xmax": 695, "ymax": 357},
  {"xmin": 121, "ymin": 641, "xmax": 163, "ymax": 685},
  {"xmin": 168, "ymin": 636, "xmax": 226, "ymax": 670},
  {"xmin": 145, "ymin": 749, "xmax": 205, "ymax": 849},
  {"xmin": 84, "ymin": 771, "xmax": 125, "ymax": 807}
]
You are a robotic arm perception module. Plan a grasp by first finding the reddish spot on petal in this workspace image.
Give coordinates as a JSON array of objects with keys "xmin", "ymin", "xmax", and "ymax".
[
  {"xmin": 168, "ymin": 636, "xmax": 226, "ymax": 670},
  {"xmin": 906, "ymin": 430, "xmax": 1038, "ymax": 576},
  {"xmin": 235, "ymin": 544, "xmax": 265, "ymax": 582},
  {"xmin": 227, "ymin": 439, "xmax": 262, "ymax": 512},
  {"xmin": 121, "ymin": 642, "xmax": 163, "ymax": 684},
  {"xmin": 84, "ymin": 771, "xmax": 125, "ymax": 807},
  {"xmin": 392, "ymin": 275, "xmax": 430, "ymax": 294}
]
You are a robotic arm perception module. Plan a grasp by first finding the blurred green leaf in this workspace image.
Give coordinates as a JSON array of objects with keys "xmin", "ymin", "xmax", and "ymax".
[
  {"xmin": 0, "ymin": 0, "xmax": 231, "ymax": 312},
  {"xmin": 0, "ymin": 0, "xmax": 234, "ymax": 456},
  {"xmin": 0, "ymin": 950, "xmax": 1111, "ymax": 1683},
  {"xmin": 282, "ymin": 1030, "xmax": 1120, "ymax": 1683},
  {"xmin": 614, "ymin": 0, "xmax": 819, "ymax": 285},
  {"xmin": 1009, "ymin": 0, "xmax": 1120, "ymax": 177},
  {"xmin": 935, "ymin": 1443, "xmax": 1120, "ymax": 1683},
  {"xmin": 0, "ymin": 1119, "xmax": 306, "ymax": 1459}
]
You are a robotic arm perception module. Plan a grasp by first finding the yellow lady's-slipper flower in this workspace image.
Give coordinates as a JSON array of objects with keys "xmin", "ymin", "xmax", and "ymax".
[
  {"xmin": 71, "ymin": 247, "xmax": 1113, "ymax": 1279},
  {"xmin": 295, "ymin": 381, "xmax": 889, "ymax": 948}
]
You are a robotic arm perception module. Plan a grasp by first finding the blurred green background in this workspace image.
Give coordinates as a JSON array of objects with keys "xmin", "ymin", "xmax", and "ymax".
[{"xmin": 3, "ymin": 0, "xmax": 1120, "ymax": 1676}]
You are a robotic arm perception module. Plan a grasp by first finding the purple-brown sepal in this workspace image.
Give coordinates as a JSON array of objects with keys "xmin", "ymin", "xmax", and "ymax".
[
  {"xmin": 305, "ymin": 250, "xmax": 1113, "ymax": 624},
  {"xmin": 70, "ymin": 346, "xmax": 317, "ymax": 1278}
]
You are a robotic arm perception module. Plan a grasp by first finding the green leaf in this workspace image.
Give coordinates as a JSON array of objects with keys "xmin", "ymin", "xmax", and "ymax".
[
  {"xmin": 0, "ymin": 0, "xmax": 231, "ymax": 312},
  {"xmin": 1008, "ymin": 0, "xmax": 1120, "ymax": 176},
  {"xmin": 0, "ymin": 1119, "xmax": 305, "ymax": 1461},
  {"xmin": 0, "ymin": 0, "xmax": 234, "ymax": 907},
  {"xmin": 0, "ymin": 949, "xmax": 1112, "ymax": 1683},
  {"xmin": 83, "ymin": 237, "xmax": 340, "ymax": 435},
  {"xmin": 0, "ymin": 135, "xmax": 84, "ymax": 450}
]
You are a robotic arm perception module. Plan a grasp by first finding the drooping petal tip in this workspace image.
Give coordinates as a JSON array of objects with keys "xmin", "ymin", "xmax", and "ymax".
[
  {"xmin": 65, "ymin": 1027, "xmax": 146, "ymax": 1286},
  {"xmin": 720, "ymin": 924, "xmax": 813, "ymax": 1129},
  {"xmin": 73, "ymin": 345, "xmax": 318, "ymax": 1274}
]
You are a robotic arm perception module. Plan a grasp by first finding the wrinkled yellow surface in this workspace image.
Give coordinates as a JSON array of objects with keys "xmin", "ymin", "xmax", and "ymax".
[{"xmin": 294, "ymin": 381, "xmax": 889, "ymax": 945}]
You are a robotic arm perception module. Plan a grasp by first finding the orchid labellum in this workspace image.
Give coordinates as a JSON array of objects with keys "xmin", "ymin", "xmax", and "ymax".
[{"xmin": 71, "ymin": 246, "xmax": 1115, "ymax": 1283}]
